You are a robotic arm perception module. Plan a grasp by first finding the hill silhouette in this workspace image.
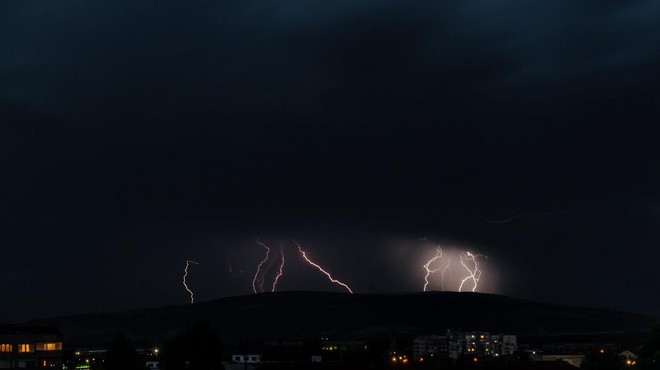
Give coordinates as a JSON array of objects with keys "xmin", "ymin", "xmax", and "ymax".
[{"xmin": 25, "ymin": 292, "xmax": 653, "ymax": 346}]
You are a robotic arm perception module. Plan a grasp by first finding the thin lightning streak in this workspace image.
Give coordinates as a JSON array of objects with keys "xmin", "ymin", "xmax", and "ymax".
[
  {"xmin": 260, "ymin": 247, "xmax": 279, "ymax": 292},
  {"xmin": 292, "ymin": 239, "xmax": 354, "ymax": 294},
  {"xmin": 422, "ymin": 247, "xmax": 443, "ymax": 292},
  {"xmin": 440, "ymin": 256, "xmax": 452, "ymax": 291},
  {"xmin": 480, "ymin": 211, "xmax": 552, "ymax": 224},
  {"xmin": 183, "ymin": 260, "xmax": 199, "ymax": 304},
  {"xmin": 252, "ymin": 241, "xmax": 271, "ymax": 294},
  {"xmin": 479, "ymin": 214, "xmax": 524, "ymax": 224},
  {"xmin": 271, "ymin": 245, "xmax": 285, "ymax": 292},
  {"xmin": 458, "ymin": 252, "xmax": 487, "ymax": 292}
]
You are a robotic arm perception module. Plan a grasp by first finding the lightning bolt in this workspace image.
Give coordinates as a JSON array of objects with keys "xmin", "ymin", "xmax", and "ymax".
[
  {"xmin": 183, "ymin": 260, "xmax": 199, "ymax": 304},
  {"xmin": 480, "ymin": 211, "xmax": 553, "ymax": 224},
  {"xmin": 458, "ymin": 252, "xmax": 487, "ymax": 292},
  {"xmin": 271, "ymin": 245, "xmax": 285, "ymax": 292},
  {"xmin": 252, "ymin": 241, "xmax": 271, "ymax": 294},
  {"xmin": 440, "ymin": 255, "xmax": 452, "ymax": 291},
  {"xmin": 260, "ymin": 247, "xmax": 280, "ymax": 292},
  {"xmin": 422, "ymin": 247, "xmax": 444, "ymax": 292},
  {"xmin": 292, "ymin": 239, "xmax": 354, "ymax": 294}
]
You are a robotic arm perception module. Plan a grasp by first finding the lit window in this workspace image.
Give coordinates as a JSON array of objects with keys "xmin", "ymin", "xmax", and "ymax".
[
  {"xmin": 36, "ymin": 343, "xmax": 62, "ymax": 351},
  {"xmin": 0, "ymin": 344, "xmax": 12, "ymax": 352},
  {"xmin": 18, "ymin": 344, "xmax": 34, "ymax": 353}
]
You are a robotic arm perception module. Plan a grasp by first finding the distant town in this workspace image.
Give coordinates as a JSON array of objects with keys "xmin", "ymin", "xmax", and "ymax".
[{"xmin": 1, "ymin": 323, "xmax": 656, "ymax": 370}]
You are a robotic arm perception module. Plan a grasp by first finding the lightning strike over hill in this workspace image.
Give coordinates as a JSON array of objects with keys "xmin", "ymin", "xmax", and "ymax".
[
  {"xmin": 252, "ymin": 241, "xmax": 271, "ymax": 294},
  {"xmin": 441, "ymin": 256, "xmax": 452, "ymax": 291},
  {"xmin": 423, "ymin": 247, "xmax": 444, "ymax": 292},
  {"xmin": 271, "ymin": 245, "xmax": 285, "ymax": 292},
  {"xmin": 182, "ymin": 260, "xmax": 199, "ymax": 304},
  {"xmin": 459, "ymin": 252, "xmax": 487, "ymax": 292},
  {"xmin": 259, "ymin": 247, "xmax": 280, "ymax": 292},
  {"xmin": 292, "ymin": 239, "xmax": 354, "ymax": 294}
]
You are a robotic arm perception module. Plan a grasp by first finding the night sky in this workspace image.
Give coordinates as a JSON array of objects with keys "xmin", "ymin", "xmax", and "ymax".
[{"xmin": 2, "ymin": 1, "xmax": 660, "ymax": 322}]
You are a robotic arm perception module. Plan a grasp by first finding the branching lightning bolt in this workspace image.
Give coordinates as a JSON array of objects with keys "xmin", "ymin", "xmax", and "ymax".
[
  {"xmin": 423, "ymin": 247, "xmax": 443, "ymax": 292},
  {"xmin": 183, "ymin": 260, "xmax": 199, "ymax": 304},
  {"xmin": 458, "ymin": 252, "xmax": 487, "ymax": 292},
  {"xmin": 252, "ymin": 241, "xmax": 271, "ymax": 294},
  {"xmin": 271, "ymin": 245, "xmax": 285, "ymax": 292},
  {"xmin": 292, "ymin": 239, "xmax": 354, "ymax": 294},
  {"xmin": 260, "ymin": 245, "xmax": 281, "ymax": 292}
]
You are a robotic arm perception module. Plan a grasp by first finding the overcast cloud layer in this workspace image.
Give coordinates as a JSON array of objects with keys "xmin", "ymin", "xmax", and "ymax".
[{"xmin": 1, "ymin": 1, "xmax": 659, "ymax": 321}]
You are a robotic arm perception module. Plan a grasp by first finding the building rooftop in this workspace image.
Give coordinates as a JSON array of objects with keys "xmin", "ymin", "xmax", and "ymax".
[{"xmin": 0, "ymin": 325, "xmax": 62, "ymax": 336}]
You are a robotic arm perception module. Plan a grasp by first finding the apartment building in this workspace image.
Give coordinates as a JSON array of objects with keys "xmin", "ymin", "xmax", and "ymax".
[{"xmin": 0, "ymin": 326, "xmax": 63, "ymax": 369}]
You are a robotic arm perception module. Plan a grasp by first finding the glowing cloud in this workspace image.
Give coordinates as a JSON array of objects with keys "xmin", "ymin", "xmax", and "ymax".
[
  {"xmin": 420, "ymin": 241, "xmax": 490, "ymax": 293},
  {"xmin": 440, "ymin": 256, "xmax": 452, "ymax": 291}
]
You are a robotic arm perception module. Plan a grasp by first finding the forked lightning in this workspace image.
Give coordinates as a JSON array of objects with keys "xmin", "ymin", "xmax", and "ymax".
[
  {"xmin": 458, "ymin": 252, "xmax": 487, "ymax": 292},
  {"xmin": 252, "ymin": 241, "xmax": 271, "ymax": 294},
  {"xmin": 183, "ymin": 260, "xmax": 199, "ymax": 304}
]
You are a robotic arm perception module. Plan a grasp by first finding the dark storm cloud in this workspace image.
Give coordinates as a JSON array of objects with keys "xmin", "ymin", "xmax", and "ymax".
[
  {"xmin": 1, "ymin": 0, "xmax": 659, "ymax": 320},
  {"xmin": 4, "ymin": 1, "xmax": 657, "ymax": 122}
]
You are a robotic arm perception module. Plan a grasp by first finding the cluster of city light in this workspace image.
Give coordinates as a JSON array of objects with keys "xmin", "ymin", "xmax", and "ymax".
[{"xmin": 391, "ymin": 352, "xmax": 409, "ymax": 364}]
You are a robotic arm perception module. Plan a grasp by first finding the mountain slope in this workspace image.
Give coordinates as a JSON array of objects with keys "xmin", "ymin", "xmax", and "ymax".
[{"xmin": 26, "ymin": 292, "xmax": 654, "ymax": 346}]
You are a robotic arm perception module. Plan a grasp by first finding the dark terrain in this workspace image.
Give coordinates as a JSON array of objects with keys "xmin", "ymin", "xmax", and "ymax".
[{"xmin": 25, "ymin": 292, "xmax": 654, "ymax": 346}]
